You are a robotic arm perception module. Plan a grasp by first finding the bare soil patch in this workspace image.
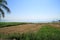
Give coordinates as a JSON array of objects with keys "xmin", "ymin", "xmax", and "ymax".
[
  {"xmin": 49, "ymin": 23, "xmax": 60, "ymax": 28},
  {"xmin": 0, "ymin": 24, "xmax": 42, "ymax": 34}
]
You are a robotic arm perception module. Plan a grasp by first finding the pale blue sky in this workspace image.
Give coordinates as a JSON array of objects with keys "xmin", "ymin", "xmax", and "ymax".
[{"xmin": 2, "ymin": 0, "xmax": 60, "ymax": 22}]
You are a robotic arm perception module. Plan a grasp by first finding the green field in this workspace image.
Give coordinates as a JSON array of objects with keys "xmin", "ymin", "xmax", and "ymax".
[
  {"xmin": 0, "ymin": 25, "xmax": 60, "ymax": 40},
  {"xmin": 0, "ymin": 22, "xmax": 29, "ymax": 28}
]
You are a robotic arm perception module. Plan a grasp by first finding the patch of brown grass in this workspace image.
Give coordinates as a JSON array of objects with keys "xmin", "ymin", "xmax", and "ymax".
[{"xmin": 0, "ymin": 24, "xmax": 42, "ymax": 34}]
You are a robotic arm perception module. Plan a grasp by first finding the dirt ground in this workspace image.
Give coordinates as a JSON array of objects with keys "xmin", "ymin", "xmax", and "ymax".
[
  {"xmin": 0, "ymin": 24, "xmax": 43, "ymax": 34},
  {"xmin": 0, "ymin": 23, "xmax": 60, "ymax": 34}
]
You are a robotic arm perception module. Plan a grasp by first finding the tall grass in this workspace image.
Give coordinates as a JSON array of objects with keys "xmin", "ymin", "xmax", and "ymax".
[{"xmin": 0, "ymin": 25, "xmax": 60, "ymax": 40}]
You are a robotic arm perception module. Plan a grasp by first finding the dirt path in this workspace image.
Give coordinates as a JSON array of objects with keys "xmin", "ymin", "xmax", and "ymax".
[{"xmin": 0, "ymin": 24, "xmax": 42, "ymax": 34}]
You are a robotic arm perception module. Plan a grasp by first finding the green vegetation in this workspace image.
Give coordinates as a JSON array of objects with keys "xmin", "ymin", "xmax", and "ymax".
[
  {"xmin": 0, "ymin": 22, "xmax": 28, "ymax": 28},
  {"xmin": 0, "ymin": 25, "xmax": 60, "ymax": 40}
]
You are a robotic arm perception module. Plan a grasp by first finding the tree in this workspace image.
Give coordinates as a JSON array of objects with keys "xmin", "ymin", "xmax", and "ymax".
[
  {"xmin": 58, "ymin": 20, "xmax": 60, "ymax": 22},
  {"xmin": 0, "ymin": 0, "xmax": 10, "ymax": 18}
]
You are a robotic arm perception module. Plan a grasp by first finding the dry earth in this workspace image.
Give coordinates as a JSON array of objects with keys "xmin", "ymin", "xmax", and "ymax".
[
  {"xmin": 0, "ymin": 24, "xmax": 43, "ymax": 34},
  {"xmin": 0, "ymin": 23, "xmax": 60, "ymax": 34}
]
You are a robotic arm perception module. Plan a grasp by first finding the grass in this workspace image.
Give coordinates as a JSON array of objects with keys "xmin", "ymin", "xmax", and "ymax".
[
  {"xmin": 0, "ymin": 22, "xmax": 29, "ymax": 28},
  {"xmin": 36, "ymin": 25, "xmax": 60, "ymax": 40},
  {"xmin": 0, "ymin": 25, "xmax": 60, "ymax": 40}
]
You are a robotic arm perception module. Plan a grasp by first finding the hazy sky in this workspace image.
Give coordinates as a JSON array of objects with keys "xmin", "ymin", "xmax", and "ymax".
[{"xmin": 2, "ymin": 0, "xmax": 60, "ymax": 22}]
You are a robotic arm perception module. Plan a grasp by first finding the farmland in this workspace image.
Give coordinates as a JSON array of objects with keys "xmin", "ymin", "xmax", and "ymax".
[
  {"xmin": 0, "ymin": 22, "xmax": 30, "ymax": 28},
  {"xmin": 0, "ymin": 22, "xmax": 60, "ymax": 40}
]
